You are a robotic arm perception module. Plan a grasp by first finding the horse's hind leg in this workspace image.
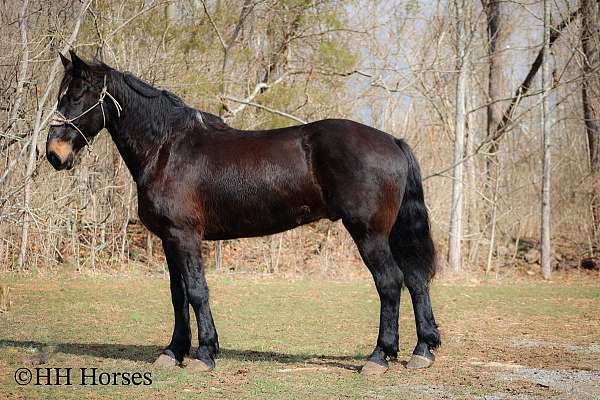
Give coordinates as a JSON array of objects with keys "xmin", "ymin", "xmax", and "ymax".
[
  {"xmin": 346, "ymin": 225, "xmax": 403, "ymax": 375},
  {"xmin": 404, "ymin": 270, "xmax": 440, "ymax": 368}
]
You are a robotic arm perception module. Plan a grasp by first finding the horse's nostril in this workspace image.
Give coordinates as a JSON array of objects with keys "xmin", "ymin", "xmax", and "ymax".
[{"xmin": 47, "ymin": 152, "xmax": 62, "ymax": 170}]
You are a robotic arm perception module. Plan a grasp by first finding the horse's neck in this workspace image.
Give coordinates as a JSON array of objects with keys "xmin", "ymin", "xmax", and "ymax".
[{"xmin": 105, "ymin": 82, "xmax": 166, "ymax": 184}]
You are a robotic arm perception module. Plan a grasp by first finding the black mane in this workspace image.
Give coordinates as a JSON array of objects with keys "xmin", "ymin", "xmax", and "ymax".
[{"xmin": 86, "ymin": 60, "xmax": 229, "ymax": 132}]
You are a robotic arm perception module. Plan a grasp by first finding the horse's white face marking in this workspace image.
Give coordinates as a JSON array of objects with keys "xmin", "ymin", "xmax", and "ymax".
[
  {"xmin": 59, "ymin": 85, "xmax": 68, "ymax": 101},
  {"xmin": 196, "ymin": 111, "xmax": 207, "ymax": 129}
]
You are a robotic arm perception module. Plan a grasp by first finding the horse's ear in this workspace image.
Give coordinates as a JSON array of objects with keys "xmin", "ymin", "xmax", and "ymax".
[
  {"xmin": 69, "ymin": 50, "xmax": 88, "ymax": 76},
  {"xmin": 59, "ymin": 53, "xmax": 71, "ymax": 69}
]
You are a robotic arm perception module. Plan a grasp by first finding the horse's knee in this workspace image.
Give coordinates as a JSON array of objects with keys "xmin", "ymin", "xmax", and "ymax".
[
  {"xmin": 378, "ymin": 282, "xmax": 401, "ymax": 304},
  {"xmin": 186, "ymin": 286, "xmax": 208, "ymax": 307},
  {"xmin": 373, "ymin": 266, "xmax": 403, "ymax": 299},
  {"xmin": 182, "ymin": 272, "xmax": 208, "ymax": 304}
]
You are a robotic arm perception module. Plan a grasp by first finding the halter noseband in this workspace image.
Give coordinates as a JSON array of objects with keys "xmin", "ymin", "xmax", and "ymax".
[{"xmin": 49, "ymin": 76, "xmax": 123, "ymax": 151}]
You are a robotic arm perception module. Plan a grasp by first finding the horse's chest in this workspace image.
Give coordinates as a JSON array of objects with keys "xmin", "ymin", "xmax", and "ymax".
[
  {"xmin": 136, "ymin": 185, "xmax": 198, "ymax": 235},
  {"xmin": 136, "ymin": 190, "xmax": 168, "ymax": 235}
]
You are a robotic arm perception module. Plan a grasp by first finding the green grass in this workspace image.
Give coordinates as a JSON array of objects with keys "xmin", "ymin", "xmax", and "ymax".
[{"xmin": 0, "ymin": 273, "xmax": 599, "ymax": 399}]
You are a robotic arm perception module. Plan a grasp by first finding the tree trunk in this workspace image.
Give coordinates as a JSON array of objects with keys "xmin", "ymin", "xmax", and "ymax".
[
  {"xmin": 483, "ymin": 0, "xmax": 502, "ymax": 186},
  {"xmin": 582, "ymin": 0, "xmax": 600, "ymax": 170},
  {"xmin": 540, "ymin": 0, "xmax": 552, "ymax": 280},
  {"xmin": 448, "ymin": 0, "xmax": 469, "ymax": 272},
  {"xmin": 483, "ymin": 0, "xmax": 503, "ymax": 150},
  {"xmin": 581, "ymin": 0, "xmax": 600, "ymax": 242},
  {"xmin": 482, "ymin": 0, "xmax": 503, "ymax": 264}
]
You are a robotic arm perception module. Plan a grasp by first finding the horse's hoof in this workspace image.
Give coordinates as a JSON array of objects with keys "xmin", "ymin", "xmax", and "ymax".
[
  {"xmin": 153, "ymin": 353, "xmax": 179, "ymax": 369},
  {"xmin": 186, "ymin": 358, "xmax": 215, "ymax": 372},
  {"xmin": 406, "ymin": 354, "xmax": 434, "ymax": 369},
  {"xmin": 360, "ymin": 360, "xmax": 388, "ymax": 375}
]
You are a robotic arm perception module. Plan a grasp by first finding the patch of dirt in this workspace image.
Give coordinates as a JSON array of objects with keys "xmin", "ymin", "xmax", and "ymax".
[
  {"xmin": 501, "ymin": 367, "xmax": 600, "ymax": 400},
  {"xmin": 471, "ymin": 360, "xmax": 600, "ymax": 400},
  {"xmin": 476, "ymin": 394, "xmax": 538, "ymax": 400},
  {"xmin": 471, "ymin": 361, "xmax": 525, "ymax": 371},
  {"xmin": 368, "ymin": 384, "xmax": 452, "ymax": 400},
  {"xmin": 512, "ymin": 338, "xmax": 600, "ymax": 354}
]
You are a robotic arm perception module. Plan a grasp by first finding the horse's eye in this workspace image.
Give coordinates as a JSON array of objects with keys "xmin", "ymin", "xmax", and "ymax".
[{"xmin": 69, "ymin": 80, "xmax": 85, "ymax": 100}]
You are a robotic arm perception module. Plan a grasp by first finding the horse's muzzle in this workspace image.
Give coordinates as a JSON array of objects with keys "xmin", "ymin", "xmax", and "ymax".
[{"xmin": 46, "ymin": 138, "xmax": 74, "ymax": 170}]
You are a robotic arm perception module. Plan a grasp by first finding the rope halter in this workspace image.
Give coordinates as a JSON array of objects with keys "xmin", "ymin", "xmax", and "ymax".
[{"xmin": 49, "ymin": 76, "xmax": 123, "ymax": 151}]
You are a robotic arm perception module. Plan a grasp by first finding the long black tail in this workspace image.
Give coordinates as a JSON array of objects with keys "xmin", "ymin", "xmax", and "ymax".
[{"xmin": 390, "ymin": 139, "xmax": 436, "ymax": 282}]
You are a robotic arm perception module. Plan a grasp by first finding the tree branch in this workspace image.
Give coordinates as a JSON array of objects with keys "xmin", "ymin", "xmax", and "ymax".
[
  {"xmin": 226, "ymin": 73, "xmax": 288, "ymax": 116},
  {"xmin": 221, "ymin": 95, "xmax": 306, "ymax": 124},
  {"xmin": 492, "ymin": 4, "xmax": 589, "ymax": 142},
  {"xmin": 199, "ymin": 0, "xmax": 227, "ymax": 51},
  {"xmin": 5, "ymin": 0, "xmax": 29, "ymax": 136}
]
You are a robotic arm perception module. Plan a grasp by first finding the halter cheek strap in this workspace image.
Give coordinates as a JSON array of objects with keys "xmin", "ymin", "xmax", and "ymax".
[{"xmin": 50, "ymin": 76, "xmax": 123, "ymax": 152}]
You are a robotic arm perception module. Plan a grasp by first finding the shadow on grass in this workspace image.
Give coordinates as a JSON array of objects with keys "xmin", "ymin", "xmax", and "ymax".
[{"xmin": 0, "ymin": 340, "xmax": 361, "ymax": 370}]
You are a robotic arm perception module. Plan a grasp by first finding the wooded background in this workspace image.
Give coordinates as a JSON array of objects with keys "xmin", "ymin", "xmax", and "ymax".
[{"xmin": 1, "ymin": 0, "xmax": 599, "ymax": 278}]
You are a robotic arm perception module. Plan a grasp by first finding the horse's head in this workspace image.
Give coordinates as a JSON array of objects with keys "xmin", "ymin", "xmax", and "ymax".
[{"xmin": 46, "ymin": 50, "xmax": 119, "ymax": 170}]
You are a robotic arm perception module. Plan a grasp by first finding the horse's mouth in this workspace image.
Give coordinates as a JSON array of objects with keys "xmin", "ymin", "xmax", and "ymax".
[{"xmin": 47, "ymin": 150, "xmax": 78, "ymax": 171}]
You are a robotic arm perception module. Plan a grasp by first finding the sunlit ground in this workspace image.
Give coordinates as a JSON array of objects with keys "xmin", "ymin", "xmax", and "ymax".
[{"xmin": 0, "ymin": 272, "xmax": 599, "ymax": 399}]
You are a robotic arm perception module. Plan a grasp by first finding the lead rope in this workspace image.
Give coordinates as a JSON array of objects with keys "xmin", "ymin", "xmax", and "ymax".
[{"xmin": 50, "ymin": 76, "xmax": 122, "ymax": 153}]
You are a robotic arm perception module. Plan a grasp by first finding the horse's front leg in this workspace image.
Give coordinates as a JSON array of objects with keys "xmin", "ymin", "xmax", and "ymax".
[
  {"xmin": 162, "ymin": 236, "xmax": 219, "ymax": 371},
  {"xmin": 153, "ymin": 240, "xmax": 192, "ymax": 367}
]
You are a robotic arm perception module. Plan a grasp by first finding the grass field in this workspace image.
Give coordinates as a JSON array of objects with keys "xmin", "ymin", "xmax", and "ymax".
[{"xmin": 0, "ymin": 272, "xmax": 599, "ymax": 399}]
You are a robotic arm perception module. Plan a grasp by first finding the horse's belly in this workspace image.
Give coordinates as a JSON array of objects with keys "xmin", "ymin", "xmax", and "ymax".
[
  {"xmin": 204, "ymin": 212, "xmax": 325, "ymax": 240},
  {"xmin": 202, "ymin": 183, "xmax": 329, "ymax": 240}
]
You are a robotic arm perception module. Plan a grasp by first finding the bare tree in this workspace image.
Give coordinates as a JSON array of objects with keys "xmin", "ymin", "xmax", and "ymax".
[
  {"xmin": 483, "ymin": 0, "xmax": 503, "ymax": 150},
  {"xmin": 490, "ymin": 5, "xmax": 585, "ymax": 143},
  {"xmin": 482, "ymin": 0, "xmax": 503, "ymax": 274},
  {"xmin": 17, "ymin": 0, "xmax": 93, "ymax": 271},
  {"xmin": 540, "ymin": 0, "xmax": 552, "ymax": 280},
  {"xmin": 582, "ymin": 0, "xmax": 600, "ymax": 170},
  {"xmin": 581, "ymin": 0, "xmax": 600, "ymax": 240},
  {"xmin": 448, "ymin": 0, "xmax": 472, "ymax": 272}
]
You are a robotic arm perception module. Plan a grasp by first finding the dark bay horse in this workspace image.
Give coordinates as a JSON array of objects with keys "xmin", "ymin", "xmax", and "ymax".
[{"xmin": 46, "ymin": 50, "xmax": 440, "ymax": 374}]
